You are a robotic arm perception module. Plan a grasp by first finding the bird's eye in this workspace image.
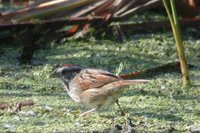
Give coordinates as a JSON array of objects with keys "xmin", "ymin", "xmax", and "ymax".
[
  {"xmin": 61, "ymin": 69, "xmax": 68, "ymax": 74},
  {"xmin": 63, "ymin": 71, "xmax": 77, "ymax": 80}
]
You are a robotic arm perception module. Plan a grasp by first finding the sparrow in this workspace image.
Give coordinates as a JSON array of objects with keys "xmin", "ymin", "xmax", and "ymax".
[{"xmin": 50, "ymin": 64, "xmax": 149, "ymax": 116}]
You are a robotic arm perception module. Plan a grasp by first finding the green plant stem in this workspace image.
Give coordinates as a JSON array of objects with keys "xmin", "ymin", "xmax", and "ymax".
[
  {"xmin": 162, "ymin": 0, "xmax": 191, "ymax": 87},
  {"xmin": 170, "ymin": 0, "xmax": 182, "ymax": 40}
]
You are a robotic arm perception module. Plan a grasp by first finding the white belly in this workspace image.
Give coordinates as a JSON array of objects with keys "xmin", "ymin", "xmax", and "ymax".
[{"xmin": 102, "ymin": 96, "xmax": 116, "ymax": 108}]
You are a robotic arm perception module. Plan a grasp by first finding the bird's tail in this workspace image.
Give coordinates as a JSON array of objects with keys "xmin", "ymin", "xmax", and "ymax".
[{"xmin": 104, "ymin": 79, "xmax": 149, "ymax": 89}]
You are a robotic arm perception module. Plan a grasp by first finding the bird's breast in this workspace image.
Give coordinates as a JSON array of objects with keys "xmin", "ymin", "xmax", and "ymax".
[
  {"xmin": 67, "ymin": 86, "xmax": 82, "ymax": 103},
  {"xmin": 68, "ymin": 91, "xmax": 81, "ymax": 103}
]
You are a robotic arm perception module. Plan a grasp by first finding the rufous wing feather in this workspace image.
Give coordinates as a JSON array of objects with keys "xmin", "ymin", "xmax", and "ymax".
[{"xmin": 72, "ymin": 69, "xmax": 121, "ymax": 91}]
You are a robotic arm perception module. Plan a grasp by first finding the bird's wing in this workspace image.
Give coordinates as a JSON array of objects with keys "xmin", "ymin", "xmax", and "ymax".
[{"xmin": 72, "ymin": 68, "xmax": 121, "ymax": 91}]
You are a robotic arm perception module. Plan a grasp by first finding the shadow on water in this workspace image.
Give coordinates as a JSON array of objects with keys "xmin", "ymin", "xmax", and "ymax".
[
  {"xmin": 0, "ymin": 91, "xmax": 69, "ymax": 98},
  {"xmin": 133, "ymin": 112, "xmax": 183, "ymax": 122},
  {"xmin": 0, "ymin": 39, "xmax": 163, "ymax": 70}
]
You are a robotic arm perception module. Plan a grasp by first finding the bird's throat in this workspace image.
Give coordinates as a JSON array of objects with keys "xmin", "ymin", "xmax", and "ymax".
[{"xmin": 61, "ymin": 78, "xmax": 70, "ymax": 92}]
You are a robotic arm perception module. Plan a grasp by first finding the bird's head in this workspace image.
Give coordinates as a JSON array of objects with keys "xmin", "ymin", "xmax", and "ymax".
[{"xmin": 50, "ymin": 64, "xmax": 82, "ymax": 82}]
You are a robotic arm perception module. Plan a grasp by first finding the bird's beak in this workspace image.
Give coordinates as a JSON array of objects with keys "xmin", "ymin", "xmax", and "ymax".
[{"xmin": 49, "ymin": 72, "xmax": 58, "ymax": 78}]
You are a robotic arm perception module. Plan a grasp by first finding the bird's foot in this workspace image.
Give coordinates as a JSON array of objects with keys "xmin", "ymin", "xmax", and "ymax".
[{"xmin": 79, "ymin": 108, "xmax": 96, "ymax": 117}]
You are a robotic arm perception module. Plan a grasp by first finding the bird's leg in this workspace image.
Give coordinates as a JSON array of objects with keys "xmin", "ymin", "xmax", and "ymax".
[
  {"xmin": 116, "ymin": 99, "xmax": 125, "ymax": 116},
  {"xmin": 79, "ymin": 108, "xmax": 96, "ymax": 117}
]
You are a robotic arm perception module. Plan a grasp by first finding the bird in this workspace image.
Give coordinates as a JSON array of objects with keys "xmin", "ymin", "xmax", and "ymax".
[{"xmin": 50, "ymin": 64, "xmax": 149, "ymax": 116}]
